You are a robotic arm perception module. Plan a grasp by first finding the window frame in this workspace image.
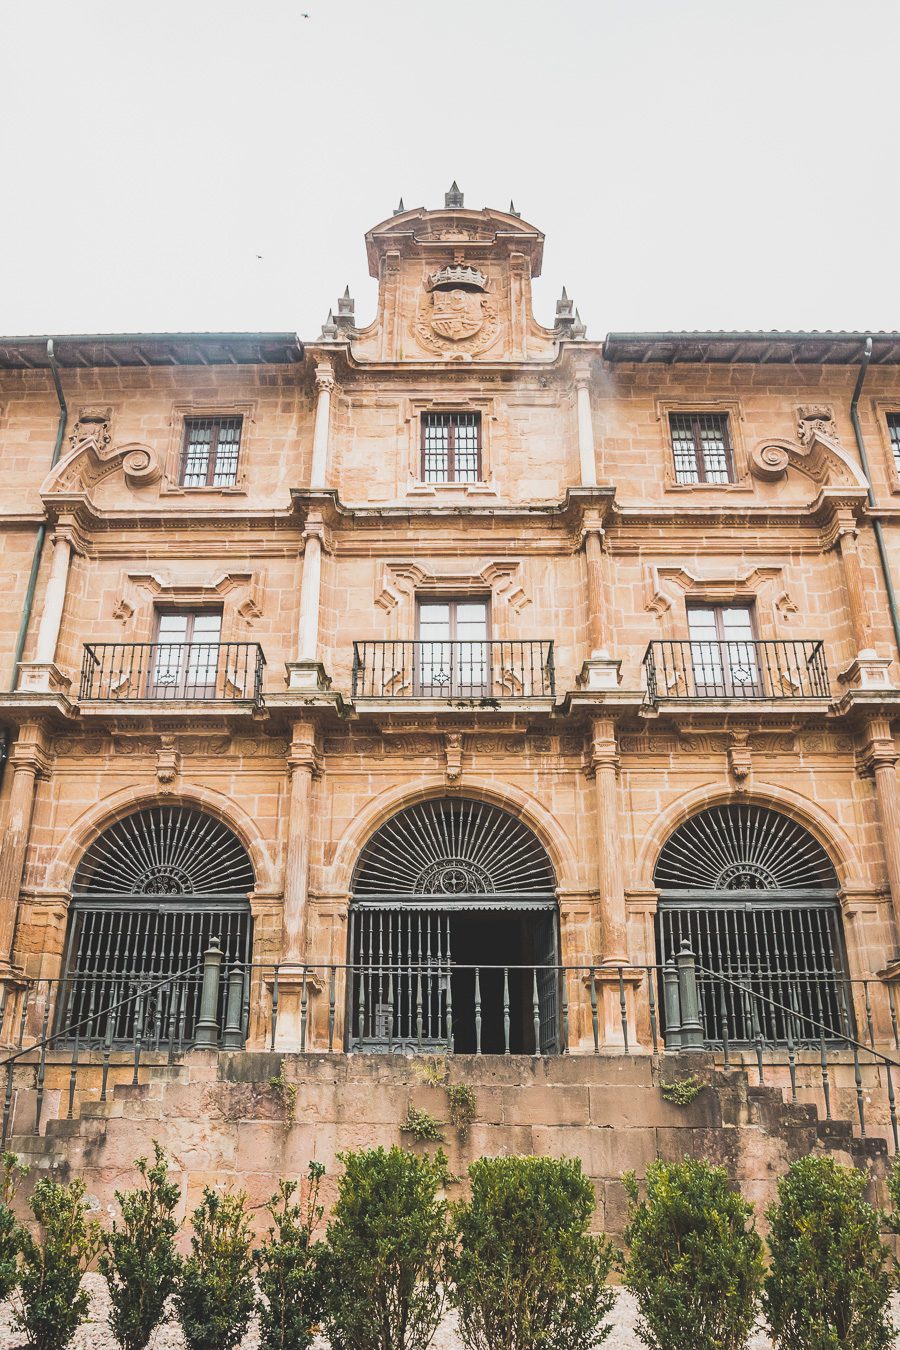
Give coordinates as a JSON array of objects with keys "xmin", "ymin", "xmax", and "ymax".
[
  {"xmin": 179, "ymin": 416, "xmax": 244, "ymax": 489},
  {"xmin": 416, "ymin": 595, "xmax": 492, "ymax": 643},
  {"xmin": 887, "ymin": 412, "xmax": 900, "ymax": 478},
  {"xmin": 420, "ymin": 411, "xmax": 483, "ymax": 484},
  {"xmin": 669, "ymin": 411, "xmax": 736, "ymax": 485},
  {"xmin": 150, "ymin": 608, "xmax": 224, "ymax": 698}
]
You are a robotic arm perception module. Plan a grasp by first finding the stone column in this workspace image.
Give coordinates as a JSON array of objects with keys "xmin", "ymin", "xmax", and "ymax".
[
  {"xmin": 309, "ymin": 361, "xmax": 335, "ymax": 489},
  {"xmin": 588, "ymin": 717, "xmax": 627, "ymax": 963},
  {"xmin": 834, "ymin": 510, "xmax": 895, "ymax": 688},
  {"xmin": 16, "ymin": 528, "xmax": 75, "ymax": 693},
  {"xmin": 575, "ymin": 369, "xmax": 597, "ymax": 487},
  {"xmin": 579, "ymin": 512, "xmax": 621, "ymax": 689},
  {"xmin": 0, "ymin": 723, "xmax": 50, "ymax": 970},
  {"xmin": 274, "ymin": 719, "xmax": 322, "ymax": 1049},
  {"xmin": 286, "ymin": 515, "xmax": 330, "ymax": 691},
  {"xmin": 864, "ymin": 716, "xmax": 900, "ymax": 936}
]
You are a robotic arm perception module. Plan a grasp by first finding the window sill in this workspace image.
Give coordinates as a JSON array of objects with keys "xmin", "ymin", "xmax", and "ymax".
[
  {"xmin": 664, "ymin": 479, "xmax": 753, "ymax": 493},
  {"xmin": 162, "ymin": 483, "xmax": 248, "ymax": 496},
  {"xmin": 407, "ymin": 481, "xmax": 498, "ymax": 498}
]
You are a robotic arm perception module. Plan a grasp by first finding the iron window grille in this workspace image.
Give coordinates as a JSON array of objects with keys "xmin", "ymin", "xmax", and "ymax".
[
  {"xmin": 888, "ymin": 413, "xmax": 900, "ymax": 476},
  {"xmin": 421, "ymin": 411, "xmax": 482, "ymax": 483},
  {"xmin": 669, "ymin": 412, "xmax": 735, "ymax": 484},
  {"xmin": 181, "ymin": 416, "xmax": 243, "ymax": 488}
]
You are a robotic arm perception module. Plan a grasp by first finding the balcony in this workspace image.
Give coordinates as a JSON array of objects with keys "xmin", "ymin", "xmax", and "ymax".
[
  {"xmin": 351, "ymin": 640, "xmax": 555, "ymax": 700},
  {"xmin": 79, "ymin": 643, "xmax": 266, "ymax": 705},
  {"xmin": 643, "ymin": 639, "xmax": 830, "ymax": 703}
]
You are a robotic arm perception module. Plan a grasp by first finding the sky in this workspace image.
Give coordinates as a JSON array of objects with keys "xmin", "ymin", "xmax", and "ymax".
[{"xmin": 2, "ymin": 0, "xmax": 899, "ymax": 342}]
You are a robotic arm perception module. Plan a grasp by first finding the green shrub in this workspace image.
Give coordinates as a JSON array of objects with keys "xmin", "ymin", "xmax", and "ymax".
[
  {"xmin": 98, "ymin": 1142, "xmax": 182, "ymax": 1350},
  {"xmin": 16, "ymin": 1176, "xmax": 102, "ymax": 1350},
  {"xmin": 401, "ymin": 1105, "xmax": 444, "ymax": 1142},
  {"xmin": 449, "ymin": 1154, "xmax": 614, "ymax": 1350},
  {"xmin": 0, "ymin": 1151, "xmax": 27, "ymax": 1302},
  {"xmin": 763, "ymin": 1154, "xmax": 894, "ymax": 1350},
  {"xmin": 321, "ymin": 1145, "xmax": 450, "ymax": 1350},
  {"xmin": 176, "ymin": 1187, "xmax": 256, "ymax": 1350},
  {"xmin": 255, "ymin": 1163, "xmax": 326, "ymax": 1350},
  {"xmin": 622, "ymin": 1158, "xmax": 763, "ymax": 1350},
  {"xmin": 885, "ymin": 1152, "xmax": 900, "ymax": 1234}
]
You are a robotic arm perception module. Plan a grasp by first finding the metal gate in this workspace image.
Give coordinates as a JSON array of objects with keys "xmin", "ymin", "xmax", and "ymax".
[
  {"xmin": 60, "ymin": 806, "xmax": 254, "ymax": 1046},
  {"xmin": 349, "ymin": 798, "xmax": 560, "ymax": 1053},
  {"xmin": 654, "ymin": 804, "xmax": 848, "ymax": 1045}
]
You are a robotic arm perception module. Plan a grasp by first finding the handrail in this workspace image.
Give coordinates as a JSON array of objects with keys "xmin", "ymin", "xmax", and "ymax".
[
  {"xmin": 351, "ymin": 639, "xmax": 556, "ymax": 699},
  {"xmin": 643, "ymin": 638, "xmax": 830, "ymax": 701}
]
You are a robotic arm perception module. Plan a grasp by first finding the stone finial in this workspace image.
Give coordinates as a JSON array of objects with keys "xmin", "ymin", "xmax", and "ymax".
[
  {"xmin": 393, "ymin": 197, "xmax": 405, "ymax": 215},
  {"xmin": 319, "ymin": 309, "xmax": 338, "ymax": 340},
  {"xmin": 336, "ymin": 285, "xmax": 355, "ymax": 326},
  {"xmin": 509, "ymin": 199, "xmax": 521, "ymax": 218},
  {"xmin": 572, "ymin": 309, "xmax": 587, "ymax": 340},
  {"xmin": 445, "ymin": 180, "xmax": 464, "ymax": 208},
  {"xmin": 555, "ymin": 287, "xmax": 574, "ymax": 321}
]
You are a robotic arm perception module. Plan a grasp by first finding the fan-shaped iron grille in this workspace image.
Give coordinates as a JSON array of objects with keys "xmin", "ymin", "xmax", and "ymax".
[
  {"xmin": 62, "ymin": 807, "xmax": 253, "ymax": 1049},
  {"xmin": 74, "ymin": 806, "xmax": 255, "ymax": 896},
  {"xmin": 654, "ymin": 806, "xmax": 846, "ymax": 1047},
  {"xmin": 654, "ymin": 805, "xmax": 837, "ymax": 893},
  {"xmin": 352, "ymin": 797, "xmax": 556, "ymax": 903}
]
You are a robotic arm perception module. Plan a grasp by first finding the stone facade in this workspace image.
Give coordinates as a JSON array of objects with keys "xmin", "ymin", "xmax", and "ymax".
[{"xmin": 3, "ymin": 188, "xmax": 900, "ymax": 1063}]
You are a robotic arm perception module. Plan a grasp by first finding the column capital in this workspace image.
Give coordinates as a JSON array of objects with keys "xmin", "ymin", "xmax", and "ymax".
[
  {"xmin": 587, "ymin": 717, "xmax": 620, "ymax": 776},
  {"xmin": 314, "ymin": 359, "xmax": 336, "ymax": 394},
  {"xmin": 858, "ymin": 715, "xmax": 898, "ymax": 775},
  {"xmin": 301, "ymin": 514, "xmax": 333, "ymax": 555},
  {"xmin": 8, "ymin": 723, "xmax": 53, "ymax": 778},
  {"xmin": 288, "ymin": 721, "xmax": 323, "ymax": 778}
]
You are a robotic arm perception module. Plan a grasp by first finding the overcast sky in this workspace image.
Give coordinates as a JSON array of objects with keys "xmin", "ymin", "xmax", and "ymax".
[{"xmin": 2, "ymin": 0, "xmax": 899, "ymax": 341}]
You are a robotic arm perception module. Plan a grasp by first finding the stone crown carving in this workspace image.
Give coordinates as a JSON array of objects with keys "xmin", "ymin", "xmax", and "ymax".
[{"xmin": 426, "ymin": 265, "xmax": 488, "ymax": 292}]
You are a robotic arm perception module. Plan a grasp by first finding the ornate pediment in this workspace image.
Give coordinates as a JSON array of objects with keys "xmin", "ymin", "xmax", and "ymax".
[
  {"xmin": 41, "ymin": 432, "xmax": 162, "ymax": 497},
  {"xmin": 750, "ymin": 416, "xmax": 868, "ymax": 491}
]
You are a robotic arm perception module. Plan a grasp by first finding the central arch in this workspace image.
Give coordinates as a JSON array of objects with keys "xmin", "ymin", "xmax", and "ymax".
[{"xmin": 349, "ymin": 796, "xmax": 559, "ymax": 1053}]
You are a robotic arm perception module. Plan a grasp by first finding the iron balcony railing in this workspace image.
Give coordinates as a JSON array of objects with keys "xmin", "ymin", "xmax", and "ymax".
[
  {"xmin": 643, "ymin": 638, "xmax": 830, "ymax": 702},
  {"xmin": 79, "ymin": 642, "xmax": 266, "ymax": 704},
  {"xmin": 351, "ymin": 640, "xmax": 555, "ymax": 699}
]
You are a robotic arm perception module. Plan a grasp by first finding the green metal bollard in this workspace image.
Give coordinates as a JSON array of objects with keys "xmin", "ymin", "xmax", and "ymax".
[
  {"xmin": 222, "ymin": 963, "xmax": 245, "ymax": 1050},
  {"xmin": 194, "ymin": 938, "xmax": 223, "ymax": 1049},
  {"xmin": 676, "ymin": 940, "xmax": 704, "ymax": 1050},
  {"xmin": 662, "ymin": 958, "xmax": 682, "ymax": 1050}
]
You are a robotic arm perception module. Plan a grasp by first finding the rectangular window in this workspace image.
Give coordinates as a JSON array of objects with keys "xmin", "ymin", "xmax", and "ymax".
[
  {"xmin": 687, "ymin": 603, "xmax": 758, "ymax": 696},
  {"xmin": 416, "ymin": 597, "xmax": 490, "ymax": 696},
  {"xmin": 151, "ymin": 610, "xmax": 222, "ymax": 696},
  {"xmin": 421, "ymin": 411, "xmax": 482, "ymax": 483},
  {"xmin": 669, "ymin": 412, "xmax": 735, "ymax": 484},
  {"xmin": 181, "ymin": 417, "xmax": 243, "ymax": 488},
  {"xmin": 888, "ymin": 413, "xmax": 900, "ymax": 476}
]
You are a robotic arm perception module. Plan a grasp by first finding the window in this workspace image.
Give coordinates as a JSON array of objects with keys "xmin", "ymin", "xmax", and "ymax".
[
  {"xmin": 421, "ymin": 411, "xmax": 481, "ymax": 483},
  {"xmin": 687, "ymin": 603, "xmax": 758, "ymax": 696},
  {"xmin": 416, "ymin": 597, "xmax": 489, "ymax": 696},
  {"xmin": 151, "ymin": 610, "xmax": 222, "ymax": 697},
  {"xmin": 669, "ymin": 412, "xmax": 735, "ymax": 484},
  {"xmin": 888, "ymin": 413, "xmax": 900, "ymax": 476},
  {"xmin": 181, "ymin": 417, "xmax": 242, "ymax": 488}
]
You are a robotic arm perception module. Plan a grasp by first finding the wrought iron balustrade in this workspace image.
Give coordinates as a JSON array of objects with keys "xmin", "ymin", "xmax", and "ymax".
[
  {"xmin": 79, "ymin": 642, "xmax": 266, "ymax": 704},
  {"xmin": 351, "ymin": 639, "xmax": 555, "ymax": 699},
  {"xmin": 643, "ymin": 638, "xmax": 830, "ymax": 702}
]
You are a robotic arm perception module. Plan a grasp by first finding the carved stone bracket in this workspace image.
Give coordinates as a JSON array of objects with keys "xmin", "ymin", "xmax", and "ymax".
[{"xmin": 444, "ymin": 732, "xmax": 463, "ymax": 788}]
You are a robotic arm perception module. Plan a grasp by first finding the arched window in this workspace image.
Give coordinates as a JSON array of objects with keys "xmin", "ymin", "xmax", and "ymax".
[
  {"xmin": 62, "ymin": 806, "xmax": 254, "ymax": 1045},
  {"xmin": 654, "ymin": 804, "xmax": 848, "ymax": 1044},
  {"xmin": 350, "ymin": 797, "xmax": 559, "ymax": 1053}
]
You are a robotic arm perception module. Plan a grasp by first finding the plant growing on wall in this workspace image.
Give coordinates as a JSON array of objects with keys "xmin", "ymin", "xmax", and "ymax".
[
  {"xmin": 449, "ymin": 1154, "xmax": 614, "ymax": 1350},
  {"xmin": 0, "ymin": 1151, "xmax": 27, "ymax": 1302},
  {"xmin": 176, "ymin": 1187, "xmax": 256, "ymax": 1350},
  {"xmin": 16, "ymin": 1176, "xmax": 102, "ymax": 1350},
  {"xmin": 622, "ymin": 1158, "xmax": 764, "ymax": 1350},
  {"xmin": 321, "ymin": 1145, "xmax": 450, "ymax": 1350},
  {"xmin": 254, "ymin": 1163, "xmax": 326, "ymax": 1350},
  {"xmin": 99, "ymin": 1142, "xmax": 182, "ymax": 1350},
  {"xmin": 764, "ymin": 1154, "xmax": 893, "ymax": 1350}
]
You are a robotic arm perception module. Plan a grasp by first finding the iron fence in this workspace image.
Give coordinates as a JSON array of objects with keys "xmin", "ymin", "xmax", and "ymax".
[
  {"xmin": 351, "ymin": 640, "xmax": 555, "ymax": 699},
  {"xmin": 79, "ymin": 642, "xmax": 266, "ymax": 704},
  {"xmin": 643, "ymin": 638, "xmax": 830, "ymax": 702}
]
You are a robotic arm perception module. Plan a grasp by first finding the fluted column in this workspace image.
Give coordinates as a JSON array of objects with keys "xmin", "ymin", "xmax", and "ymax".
[
  {"xmin": 282, "ymin": 719, "xmax": 320, "ymax": 962},
  {"xmin": 0, "ymin": 723, "xmax": 49, "ymax": 968},
  {"xmin": 864, "ymin": 716, "xmax": 900, "ymax": 935},
  {"xmin": 575, "ymin": 370, "xmax": 597, "ymax": 487},
  {"xmin": 310, "ymin": 362, "xmax": 335, "ymax": 489},
  {"xmin": 588, "ymin": 717, "xmax": 627, "ymax": 963},
  {"xmin": 579, "ymin": 512, "xmax": 620, "ymax": 688}
]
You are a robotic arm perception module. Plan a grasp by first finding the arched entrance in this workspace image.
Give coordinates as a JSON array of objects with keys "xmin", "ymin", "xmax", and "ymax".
[
  {"xmin": 349, "ymin": 797, "xmax": 559, "ymax": 1053},
  {"xmin": 62, "ymin": 805, "xmax": 254, "ymax": 1044},
  {"xmin": 654, "ymin": 803, "xmax": 849, "ymax": 1044}
]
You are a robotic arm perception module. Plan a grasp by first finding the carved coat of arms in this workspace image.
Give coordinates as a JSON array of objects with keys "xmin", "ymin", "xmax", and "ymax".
[{"xmin": 414, "ymin": 265, "xmax": 501, "ymax": 357}]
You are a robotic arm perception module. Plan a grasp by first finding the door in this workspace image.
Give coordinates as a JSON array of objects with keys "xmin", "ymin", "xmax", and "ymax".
[
  {"xmin": 416, "ymin": 598, "xmax": 490, "ymax": 697},
  {"xmin": 150, "ymin": 611, "xmax": 222, "ymax": 698},
  {"xmin": 687, "ymin": 604, "xmax": 758, "ymax": 697}
]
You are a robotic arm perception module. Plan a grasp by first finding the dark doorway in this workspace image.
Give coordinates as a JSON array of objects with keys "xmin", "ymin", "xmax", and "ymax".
[{"xmin": 449, "ymin": 910, "xmax": 559, "ymax": 1054}]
